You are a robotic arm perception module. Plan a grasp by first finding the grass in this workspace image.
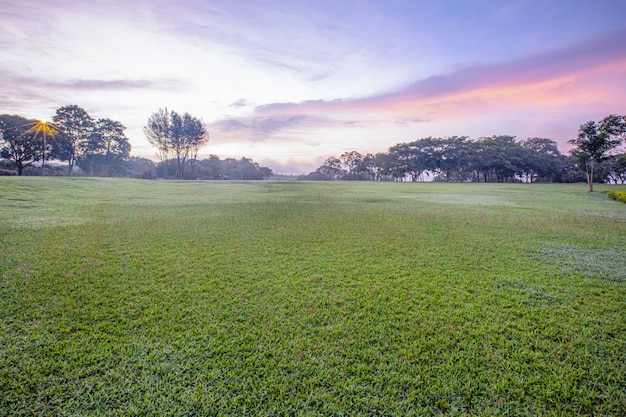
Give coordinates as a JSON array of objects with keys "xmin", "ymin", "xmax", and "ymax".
[{"xmin": 1, "ymin": 178, "xmax": 625, "ymax": 416}]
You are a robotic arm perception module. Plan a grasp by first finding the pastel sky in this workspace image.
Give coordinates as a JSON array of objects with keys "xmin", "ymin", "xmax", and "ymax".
[{"xmin": 2, "ymin": 0, "xmax": 625, "ymax": 174}]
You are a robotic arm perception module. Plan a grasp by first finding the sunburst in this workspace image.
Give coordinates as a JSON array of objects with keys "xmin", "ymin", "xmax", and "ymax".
[{"xmin": 24, "ymin": 120, "xmax": 61, "ymax": 176}]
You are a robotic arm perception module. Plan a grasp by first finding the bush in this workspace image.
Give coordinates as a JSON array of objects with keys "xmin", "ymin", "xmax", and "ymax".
[{"xmin": 607, "ymin": 191, "xmax": 626, "ymax": 203}]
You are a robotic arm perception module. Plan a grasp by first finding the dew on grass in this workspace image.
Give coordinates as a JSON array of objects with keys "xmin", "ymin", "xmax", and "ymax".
[
  {"xmin": 576, "ymin": 210, "xmax": 626, "ymax": 219},
  {"xmin": 6, "ymin": 216, "xmax": 90, "ymax": 229},
  {"xmin": 409, "ymin": 194, "xmax": 514, "ymax": 206},
  {"xmin": 540, "ymin": 243, "xmax": 626, "ymax": 282}
]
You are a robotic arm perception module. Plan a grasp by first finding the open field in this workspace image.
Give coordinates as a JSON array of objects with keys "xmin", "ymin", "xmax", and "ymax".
[{"xmin": 1, "ymin": 178, "xmax": 625, "ymax": 416}]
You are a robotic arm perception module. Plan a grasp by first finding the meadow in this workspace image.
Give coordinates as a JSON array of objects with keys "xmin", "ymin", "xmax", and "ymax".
[{"xmin": 1, "ymin": 178, "xmax": 625, "ymax": 416}]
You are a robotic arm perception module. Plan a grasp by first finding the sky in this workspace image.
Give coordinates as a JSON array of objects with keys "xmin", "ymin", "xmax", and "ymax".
[{"xmin": 1, "ymin": 0, "xmax": 626, "ymax": 174}]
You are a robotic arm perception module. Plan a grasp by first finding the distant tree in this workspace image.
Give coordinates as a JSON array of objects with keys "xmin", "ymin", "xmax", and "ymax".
[
  {"xmin": 568, "ymin": 115, "xmax": 626, "ymax": 191},
  {"xmin": 144, "ymin": 108, "xmax": 208, "ymax": 179},
  {"xmin": 389, "ymin": 141, "xmax": 432, "ymax": 182},
  {"xmin": 478, "ymin": 136, "xmax": 523, "ymax": 182},
  {"xmin": 79, "ymin": 118, "xmax": 131, "ymax": 176},
  {"xmin": 318, "ymin": 156, "xmax": 346, "ymax": 180},
  {"xmin": 258, "ymin": 166, "xmax": 274, "ymax": 180},
  {"xmin": 185, "ymin": 113, "xmax": 210, "ymax": 177},
  {"xmin": 604, "ymin": 154, "xmax": 626, "ymax": 184},
  {"xmin": 340, "ymin": 151, "xmax": 364, "ymax": 180},
  {"xmin": 373, "ymin": 151, "xmax": 405, "ymax": 181},
  {"xmin": 357, "ymin": 153, "xmax": 376, "ymax": 180},
  {"xmin": 300, "ymin": 170, "xmax": 329, "ymax": 180},
  {"xmin": 196, "ymin": 155, "xmax": 223, "ymax": 179},
  {"xmin": 28, "ymin": 121, "xmax": 61, "ymax": 176},
  {"xmin": 0, "ymin": 114, "xmax": 50, "ymax": 175},
  {"xmin": 429, "ymin": 136, "xmax": 472, "ymax": 182},
  {"xmin": 519, "ymin": 138, "xmax": 562, "ymax": 183},
  {"xmin": 371, "ymin": 153, "xmax": 391, "ymax": 181},
  {"xmin": 220, "ymin": 158, "xmax": 239, "ymax": 180},
  {"xmin": 556, "ymin": 154, "xmax": 586, "ymax": 183},
  {"xmin": 52, "ymin": 105, "xmax": 94, "ymax": 175},
  {"xmin": 238, "ymin": 157, "xmax": 259, "ymax": 180},
  {"xmin": 143, "ymin": 108, "xmax": 171, "ymax": 164},
  {"xmin": 122, "ymin": 157, "xmax": 155, "ymax": 179}
]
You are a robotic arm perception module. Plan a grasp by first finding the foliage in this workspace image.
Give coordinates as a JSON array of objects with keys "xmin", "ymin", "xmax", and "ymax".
[
  {"xmin": 604, "ymin": 154, "xmax": 626, "ymax": 184},
  {"xmin": 316, "ymin": 156, "xmax": 346, "ymax": 180},
  {"xmin": 0, "ymin": 106, "xmax": 134, "ymax": 178},
  {"xmin": 568, "ymin": 114, "xmax": 626, "ymax": 191},
  {"xmin": 151, "ymin": 155, "xmax": 272, "ymax": 180},
  {"xmin": 607, "ymin": 191, "xmax": 626, "ymax": 203},
  {"xmin": 309, "ymin": 136, "xmax": 567, "ymax": 183},
  {"xmin": 143, "ymin": 108, "xmax": 209, "ymax": 179},
  {"xmin": 121, "ymin": 156, "xmax": 155, "ymax": 179},
  {"xmin": 52, "ymin": 105, "xmax": 95, "ymax": 175},
  {"xmin": 1, "ymin": 179, "xmax": 625, "ymax": 416},
  {"xmin": 193, "ymin": 155, "xmax": 272, "ymax": 180},
  {"xmin": 78, "ymin": 118, "xmax": 131, "ymax": 176},
  {"xmin": 0, "ymin": 115, "xmax": 47, "ymax": 175}
]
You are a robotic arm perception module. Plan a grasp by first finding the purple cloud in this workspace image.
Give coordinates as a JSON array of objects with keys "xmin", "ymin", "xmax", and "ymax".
[{"xmin": 255, "ymin": 26, "xmax": 626, "ymax": 116}]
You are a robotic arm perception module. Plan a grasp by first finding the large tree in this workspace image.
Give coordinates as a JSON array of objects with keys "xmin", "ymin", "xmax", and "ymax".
[
  {"xmin": 79, "ymin": 118, "xmax": 131, "ymax": 176},
  {"xmin": 569, "ymin": 114, "xmax": 626, "ymax": 191},
  {"xmin": 52, "ymin": 105, "xmax": 94, "ymax": 175},
  {"xmin": 607, "ymin": 154, "xmax": 626, "ymax": 184},
  {"xmin": 0, "ymin": 115, "xmax": 49, "ymax": 175},
  {"xmin": 143, "ymin": 108, "xmax": 171, "ymax": 164},
  {"xmin": 519, "ymin": 138, "xmax": 562, "ymax": 183},
  {"xmin": 144, "ymin": 109, "xmax": 209, "ymax": 179},
  {"xmin": 318, "ymin": 156, "xmax": 346, "ymax": 180},
  {"xmin": 340, "ymin": 151, "xmax": 364, "ymax": 180}
]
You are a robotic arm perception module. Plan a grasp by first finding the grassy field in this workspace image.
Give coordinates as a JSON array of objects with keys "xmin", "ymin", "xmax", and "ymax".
[{"xmin": 1, "ymin": 178, "xmax": 625, "ymax": 416}]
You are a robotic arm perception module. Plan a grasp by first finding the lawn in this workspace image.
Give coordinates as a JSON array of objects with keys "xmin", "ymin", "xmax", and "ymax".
[{"xmin": 1, "ymin": 178, "xmax": 625, "ymax": 416}]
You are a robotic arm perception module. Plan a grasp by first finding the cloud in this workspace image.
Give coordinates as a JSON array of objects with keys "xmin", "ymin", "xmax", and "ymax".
[
  {"xmin": 195, "ymin": 25, "xmax": 626, "ymax": 159},
  {"xmin": 239, "ymin": 26, "xmax": 626, "ymax": 135},
  {"xmin": 45, "ymin": 79, "xmax": 155, "ymax": 90},
  {"xmin": 208, "ymin": 114, "xmax": 338, "ymax": 142},
  {"xmin": 228, "ymin": 99, "xmax": 252, "ymax": 108}
]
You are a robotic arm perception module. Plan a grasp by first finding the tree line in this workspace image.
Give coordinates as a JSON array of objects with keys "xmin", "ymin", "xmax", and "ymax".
[
  {"xmin": 302, "ymin": 115, "xmax": 626, "ymax": 187},
  {"xmin": 0, "ymin": 105, "xmax": 131, "ymax": 176},
  {"xmin": 0, "ymin": 106, "xmax": 272, "ymax": 180},
  {"xmin": 2, "ymin": 108, "xmax": 624, "ymax": 186}
]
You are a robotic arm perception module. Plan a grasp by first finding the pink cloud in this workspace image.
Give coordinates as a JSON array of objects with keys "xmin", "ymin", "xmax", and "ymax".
[{"xmin": 252, "ymin": 26, "xmax": 626, "ymax": 123}]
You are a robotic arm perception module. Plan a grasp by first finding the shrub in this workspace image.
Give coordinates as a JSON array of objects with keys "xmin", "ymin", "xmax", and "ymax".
[{"xmin": 607, "ymin": 191, "xmax": 626, "ymax": 203}]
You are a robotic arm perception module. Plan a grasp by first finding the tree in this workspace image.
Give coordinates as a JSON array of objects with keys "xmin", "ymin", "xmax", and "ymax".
[
  {"xmin": 52, "ymin": 105, "xmax": 94, "ymax": 175},
  {"xmin": 373, "ymin": 151, "xmax": 405, "ymax": 181},
  {"xmin": 0, "ymin": 115, "xmax": 57, "ymax": 175},
  {"xmin": 197, "ymin": 155, "xmax": 223, "ymax": 179},
  {"xmin": 472, "ymin": 136, "xmax": 522, "ymax": 183},
  {"xmin": 184, "ymin": 113, "xmax": 210, "ymax": 178},
  {"xmin": 429, "ymin": 136, "xmax": 472, "ymax": 182},
  {"xmin": 122, "ymin": 157, "xmax": 155, "ymax": 179},
  {"xmin": 28, "ymin": 121, "xmax": 60, "ymax": 176},
  {"xmin": 568, "ymin": 115, "xmax": 626, "ymax": 191},
  {"xmin": 144, "ymin": 108, "xmax": 171, "ymax": 164},
  {"xmin": 389, "ymin": 140, "xmax": 434, "ymax": 182},
  {"xmin": 79, "ymin": 118, "xmax": 131, "ymax": 176},
  {"xmin": 520, "ymin": 138, "xmax": 562, "ymax": 183},
  {"xmin": 340, "ymin": 151, "xmax": 364, "ymax": 180},
  {"xmin": 144, "ymin": 109, "xmax": 209, "ymax": 179},
  {"xmin": 605, "ymin": 154, "xmax": 626, "ymax": 184},
  {"xmin": 318, "ymin": 156, "xmax": 346, "ymax": 180}
]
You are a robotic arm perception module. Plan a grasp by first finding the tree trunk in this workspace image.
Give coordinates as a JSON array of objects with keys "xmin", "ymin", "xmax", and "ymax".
[{"xmin": 586, "ymin": 159, "xmax": 594, "ymax": 192}]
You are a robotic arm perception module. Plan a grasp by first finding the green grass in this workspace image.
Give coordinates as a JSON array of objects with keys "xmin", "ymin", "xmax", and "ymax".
[{"xmin": 1, "ymin": 178, "xmax": 625, "ymax": 416}]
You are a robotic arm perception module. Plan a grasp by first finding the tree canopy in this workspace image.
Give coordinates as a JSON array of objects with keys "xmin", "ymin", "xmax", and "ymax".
[
  {"xmin": 52, "ymin": 105, "xmax": 95, "ymax": 175},
  {"xmin": 306, "ymin": 136, "xmax": 569, "ymax": 183},
  {"xmin": 0, "ymin": 115, "xmax": 44, "ymax": 175},
  {"xmin": 568, "ymin": 114, "xmax": 626, "ymax": 191},
  {"xmin": 144, "ymin": 108, "xmax": 209, "ymax": 179}
]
